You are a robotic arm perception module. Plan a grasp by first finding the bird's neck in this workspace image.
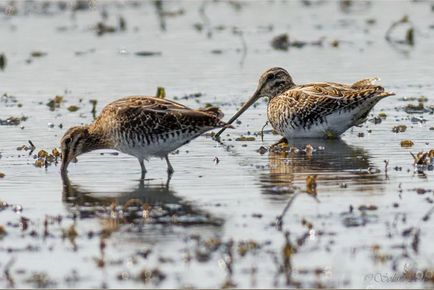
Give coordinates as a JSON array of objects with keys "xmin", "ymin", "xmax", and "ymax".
[{"xmin": 84, "ymin": 126, "xmax": 113, "ymax": 152}]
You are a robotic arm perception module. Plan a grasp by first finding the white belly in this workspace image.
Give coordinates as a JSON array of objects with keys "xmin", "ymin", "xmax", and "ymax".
[
  {"xmin": 280, "ymin": 110, "xmax": 357, "ymax": 139},
  {"xmin": 115, "ymin": 130, "xmax": 204, "ymax": 160}
]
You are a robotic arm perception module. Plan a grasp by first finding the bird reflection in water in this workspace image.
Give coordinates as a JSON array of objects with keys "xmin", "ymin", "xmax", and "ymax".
[
  {"xmin": 61, "ymin": 174, "xmax": 223, "ymax": 231},
  {"xmin": 261, "ymin": 139, "xmax": 384, "ymax": 197}
]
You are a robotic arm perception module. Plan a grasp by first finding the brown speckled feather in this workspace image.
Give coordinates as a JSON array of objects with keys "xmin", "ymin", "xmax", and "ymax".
[
  {"xmin": 267, "ymin": 78, "xmax": 394, "ymax": 135},
  {"xmin": 215, "ymin": 67, "xmax": 395, "ymax": 139},
  {"xmin": 92, "ymin": 96, "xmax": 228, "ymax": 136}
]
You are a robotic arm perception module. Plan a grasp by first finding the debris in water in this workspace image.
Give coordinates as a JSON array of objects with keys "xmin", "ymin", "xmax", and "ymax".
[
  {"xmin": 155, "ymin": 87, "xmax": 166, "ymax": 99},
  {"xmin": 47, "ymin": 95, "xmax": 64, "ymax": 111},
  {"xmin": 119, "ymin": 16, "xmax": 126, "ymax": 31},
  {"xmin": 392, "ymin": 125, "xmax": 407, "ymax": 133},
  {"xmin": 135, "ymin": 51, "xmax": 162, "ymax": 57},
  {"xmin": 31, "ymin": 51, "xmax": 47, "ymax": 58},
  {"xmin": 0, "ymin": 116, "xmax": 28, "ymax": 126},
  {"xmin": 257, "ymin": 146, "xmax": 268, "ymax": 155},
  {"xmin": 385, "ymin": 15, "xmax": 415, "ymax": 46},
  {"xmin": 410, "ymin": 150, "xmax": 434, "ymax": 165},
  {"xmin": 377, "ymin": 112, "xmax": 387, "ymax": 119},
  {"xmin": 400, "ymin": 140, "xmax": 414, "ymax": 148},
  {"xmin": 90, "ymin": 99, "xmax": 98, "ymax": 118},
  {"xmin": 235, "ymin": 136, "xmax": 255, "ymax": 141},
  {"xmin": 95, "ymin": 22, "xmax": 116, "ymax": 36},
  {"xmin": 270, "ymin": 33, "xmax": 323, "ymax": 50},
  {"xmin": 358, "ymin": 205, "xmax": 378, "ymax": 211},
  {"xmin": 0, "ymin": 53, "xmax": 6, "ymax": 70},
  {"xmin": 271, "ymin": 33, "xmax": 289, "ymax": 50},
  {"xmin": 306, "ymin": 175, "xmax": 317, "ymax": 195},
  {"xmin": 404, "ymin": 102, "xmax": 426, "ymax": 114},
  {"xmin": 67, "ymin": 105, "xmax": 79, "ymax": 112}
]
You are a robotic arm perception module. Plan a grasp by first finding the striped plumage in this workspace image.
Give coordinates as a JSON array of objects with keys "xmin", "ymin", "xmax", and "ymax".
[
  {"xmin": 60, "ymin": 96, "xmax": 230, "ymax": 177},
  {"xmin": 215, "ymin": 67, "xmax": 394, "ymax": 140}
]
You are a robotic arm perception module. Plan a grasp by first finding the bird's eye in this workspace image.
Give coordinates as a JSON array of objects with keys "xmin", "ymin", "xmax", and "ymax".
[
  {"xmin": 267, "ymin": 74, "xmax": 276, "ymax": 81},
  {"xmin": 64, "ymin": 137, "xmax": 72, "ymax": 145}
]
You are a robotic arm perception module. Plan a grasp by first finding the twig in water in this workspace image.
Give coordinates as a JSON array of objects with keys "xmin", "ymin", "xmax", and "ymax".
[
  {"xmin": 422, "ymin": 205, "xmax": 434, "ymax": 222},
  {"xmin": 154, "ymin": 0, "xmax": 166, "ymax": 31},
  {"xmin": 384, "ymin": 159, "xmax": 389, "ymax": 179},
  {"xmin": 28, "ymin": 140, "xmax": 36, "ymax": 155},
  {"xmin": 199, "ymin": 1, "xmax": 212, "ymax": 38},
  {"xmin": 234, "ymin": 29, "xmax": 247, "ymax": 67},
  {"xmin": 260, "ymin": 121, "xmax": 269, "ymax": 142},
  {"xmin": 4, "ymin": 257, "xmax": 16, "ymax": 288}
]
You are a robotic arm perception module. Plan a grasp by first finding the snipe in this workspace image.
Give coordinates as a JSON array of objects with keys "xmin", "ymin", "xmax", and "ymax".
[
  {"xmin": 216, "ymin": 67, "xmax": 394, "ymax": 143},
  {"xmin": 60, "ymin": 96, "xmax": 231, "ymax": 178}
]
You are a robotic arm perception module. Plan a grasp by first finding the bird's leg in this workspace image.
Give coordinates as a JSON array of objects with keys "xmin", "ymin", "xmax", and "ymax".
[
  {"xmin": 165, "ymin": 173, "xmax": 172, "ymax": 189},
  {"xmin": 270, "ymin": 137, "xmax": 289, "ymax": 150},
  {"xmin": 139, "ymin": 159, "xmax": 147, "ymax": 180},
  {"xmin": 165, "ymin": 155, "xmax": 174, "ymax": 175}
]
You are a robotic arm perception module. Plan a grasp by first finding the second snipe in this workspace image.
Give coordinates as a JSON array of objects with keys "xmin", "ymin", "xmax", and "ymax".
[{"xmin": 60, "ymin": 96, "xmax": 231, "ymax": 178}]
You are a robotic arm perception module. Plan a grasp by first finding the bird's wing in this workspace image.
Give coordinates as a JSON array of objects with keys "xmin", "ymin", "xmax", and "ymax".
[
  {"xmin": 100, "ymin": 96, "xmax": 227, "ymax": 136},
  {"xmin": 270, "ymin": 80, "xmax": 393, "ymax": 127}
]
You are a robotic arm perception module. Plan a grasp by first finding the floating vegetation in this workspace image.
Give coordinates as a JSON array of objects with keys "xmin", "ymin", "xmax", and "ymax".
[
  {"xmin": 24, "ymin": 272, "xmax": 56, "ymax": 288},
  {"xmin": 155, "ymin": 87, "xmax": 166, "ymax": 99},
  {"xmin": 235, "ymin": 136, "xmax": 255, "ymax": 141},
  {"xmin": 0, "ymin": 53, "xmax": 6, "ymax": 70},
  {"xmin": 1, "ymin": 93, "xmax": 21, "ymax": 107},
  {"xmin": 34, "ymin": 147, "xmax": 61, "ymax": 168},
  {"xmin": 173, "ymin": 92, "xmax": 202, "ymax": 101},
  {"xmin": 404, "ymin": 102, "xmax": 426, "ymax": 114},
  {"xmin": 67, "ymin": 105, "xmax": 79, "ymax": 112},
  {"xmin": 46, "ymin": 95, "xmax": 64, "ymax": 111},
  {"xmin": 90, "ymin": 99, "xmax": 98, "ymax": 118},
  {"xmin": 237, "ymin": 240, "xmax": 259, "ymax": 257},
  {"xmin": 378, "ymin": 112, "xmax": 387, "ymax": 119},
  {"xmin": 358, "ymin": 205, "xmax": 378, "ymax": 211},
  {"xmin": 271, "ymin": 33, "xmax": 289, "ymax": 50},
  {"xmin": 17, "ymin": 140, "xmax": 36, "ymax": 153},
  {"xmin": 392, "ymin": 125, "xmax": 407, "ymax": 133},
  {"xmin": 330, "ymin": 39, "xmax": 340, "ymax": 48},
  {"xmin": 95, "ymin": 22, "xmax": 117, "ymax": 36},
  {"xmin": 410, "ymin": 150, "xmax": 434, "ymax": 166},
  {"xmin": 270, "ymin": 33, "xmax": 323, "ymax": 50},
  {"xmin": 135, "ymin": 51, "xmax": 162, "ymax": 57},
  {"xmin": 119, "ymin": 16, "xmax": 126, "ymax": 31},
  {"xmin": 30, "ymin": 51, "xmax": 47, "ymax": 58},
  {"xmin": 400, "ymin": 140, "xmax": 414, "ymax": 148},
  {"xmin": 306, "ymin": 175, "xmax": 317, "ymax": 195},
  {"xmin": 137, "ymin": 268, "xmax": 166, "ymax": 285},
  {"xmin": 0, "ymin": 116, "xmax": 28, "ymax": 126},
  {"xmin": 257, "ymin": 146, "xmax": 268, "ymax": 155},
  {"xmin": 385, "ymin": 15, "xmax": 415, "ymax": 46}
]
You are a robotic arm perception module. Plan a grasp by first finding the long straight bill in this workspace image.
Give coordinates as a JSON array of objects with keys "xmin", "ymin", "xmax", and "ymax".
[{"xmin": 214, "ymin": 90, "xmax": 261, "ymax": 138}]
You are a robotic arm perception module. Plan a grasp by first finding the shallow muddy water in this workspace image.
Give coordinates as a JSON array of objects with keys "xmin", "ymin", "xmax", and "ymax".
[{"xmin": 1, "ymin": 0, "xmax": 434, "ymax": 288}]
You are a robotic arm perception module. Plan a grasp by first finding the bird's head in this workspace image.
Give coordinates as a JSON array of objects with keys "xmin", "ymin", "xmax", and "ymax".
[
  {"xmin": 255, "ymin": 67, "xmax": 295, "ymax": 100},
  {"xmin": 214, "ymin": 67, "xmax": 295, "ymax": 138},
  {"xmin": 60, "ymin": 125, "xmax": 90, "ymax": 172}
]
